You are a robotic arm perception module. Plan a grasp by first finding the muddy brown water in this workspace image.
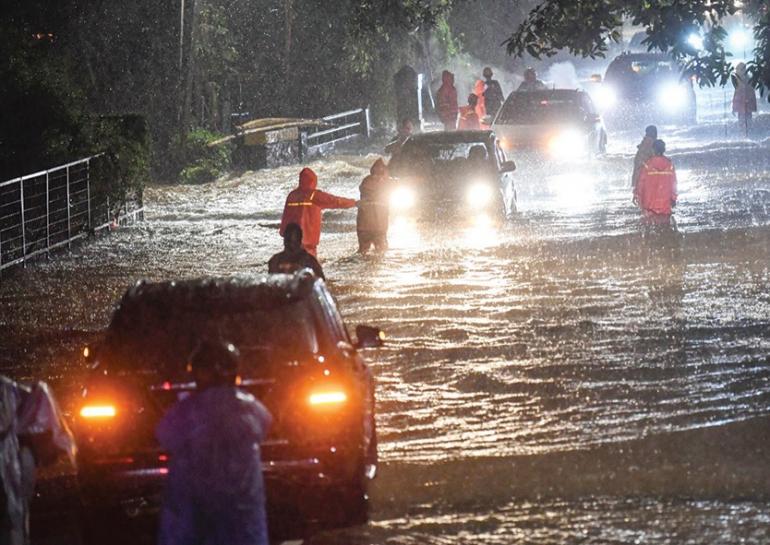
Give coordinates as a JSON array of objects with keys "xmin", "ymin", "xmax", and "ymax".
[{"xmin": 2, "ymin": 129, "xmax": 770, "ymax": 543}]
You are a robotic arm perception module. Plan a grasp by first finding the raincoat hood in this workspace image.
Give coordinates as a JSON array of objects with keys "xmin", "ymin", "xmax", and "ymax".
[
  {"xmin": 299, "ymin": 167, "xmax": 317, "ymax": 190},
  {"xmin": 370, "ymin": 158, "xmax": 387, "ymax": 177},
  {"xmin": 442, "ymin": 70, "xmax": 454, "ymax": 86}
]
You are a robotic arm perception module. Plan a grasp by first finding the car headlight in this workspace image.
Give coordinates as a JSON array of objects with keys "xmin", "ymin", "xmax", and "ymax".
[
  {"xmin": 594, "ymin": 85, "xmax": 617, "ymax": 110},
  {"xmin": 390, "ymin": 186, "xmax": 416, "ymax": 211},
  {"xmin": 658, "ymin": 82, "xmax": 688, "ymax": 113},
  {"xmin": 548, "ymin": 129, "xmax": 586, "ymax": 159},
  {"xmin": 466, "ymin": 182, "xmax": 494, "ymax": 210}
]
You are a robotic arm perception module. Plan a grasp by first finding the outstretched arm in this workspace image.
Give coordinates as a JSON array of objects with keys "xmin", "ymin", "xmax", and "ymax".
[{"xmin": 313, "ymin": 190, "xmax": 357, "ymax": 210}]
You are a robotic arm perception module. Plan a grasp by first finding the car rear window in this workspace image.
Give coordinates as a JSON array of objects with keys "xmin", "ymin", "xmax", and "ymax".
[
  {"xmin": 102, "ymin": 300, "xmax": 319, "ymax": 379},
  {"xmin": 496, "ymin": 94, "xmax": 582, "ymax": 125}
]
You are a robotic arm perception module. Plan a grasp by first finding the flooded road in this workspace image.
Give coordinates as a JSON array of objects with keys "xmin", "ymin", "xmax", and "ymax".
[{"xmin": 2, "ymin": 121, "xmax": 770, "ymax": 543}]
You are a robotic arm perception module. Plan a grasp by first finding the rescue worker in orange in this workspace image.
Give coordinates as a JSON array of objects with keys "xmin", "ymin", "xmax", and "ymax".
[
  {"xmin": 357, "ymin": 159, "xmax": 390, "ymax": 254},
  {"xmin": 279, "ymin": 167, "xmax": 357, "ymax": 257},
  {"xmin": 458, "ymin": 94, "xmax": 481, "ymax": 130},
  {"xmin": 436, "ymin": 70, "xmax": 459, "ymax": 131},
  {"xmin": 635, "ymin": 139, "xmax": 677, "ymax": 223}
]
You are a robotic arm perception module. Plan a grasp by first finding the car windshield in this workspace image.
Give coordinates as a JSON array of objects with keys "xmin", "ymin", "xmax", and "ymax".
[
  {"xmin": 607, "ymin": 58, "xmax": 677, "ymax": 81},
  {"xmin": 497, "ymin": 93, "xmax": 582, "ymax": 124},
  {"xmin": 103, "ymin": 300, "xmax": 318, "ymax": 379},
  {"xmin": 390, "ymin": 140, "xmax": 493, "ymax": 179}
]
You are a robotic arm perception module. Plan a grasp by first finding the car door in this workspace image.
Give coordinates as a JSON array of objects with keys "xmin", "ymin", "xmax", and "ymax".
[{"xmin": 494, "ymin": 140, "xmax": 516, "ymax": 215}]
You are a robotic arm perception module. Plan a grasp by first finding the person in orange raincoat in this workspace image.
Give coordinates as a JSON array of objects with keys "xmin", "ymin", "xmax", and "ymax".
[
  {"xmin": 635, "ymin": 139, "xmax": 677, "ymax": 223},
  {"xmin": 473, "ymin": 79, "xmax": 487, "ymax": 127},
  {"xmin": 279, "ymin": 167, "xmax": 357, "ymax": 256},
  {"xmin": 436, "ymin": 70, "xmax": 459, "ymax": 131},
  {"xmin": 357, "ymin": 158, "xmax": 390, "ymax": 254},
  {"xmin": 458, "ymin": 94, "xmax": 481, "ymax": 130}
]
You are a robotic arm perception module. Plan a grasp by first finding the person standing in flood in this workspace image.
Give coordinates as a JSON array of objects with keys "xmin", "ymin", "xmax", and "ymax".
[
  {"xmin": 458, "ymin": 94, "xmax": 481, "ymax": 130},
  {"xmin": 436, "ymin": 71, "xmax": 459, "ymax": 131},
  {"xmin": 482, "ymin": 67, "xmax": 505, "ymax": 120},
  {"xmin": 357, "ymin": 158, "xmax": 390, "ymax": 254},
  {"xmin": 635, "ymin": 139, "xmax": 677, "ymax": 224},
  {"xmin": 732, "ymin": 62, "xmax": 757, "ymax": 136},
  {"xmin": 157, "ymin": 341, "xmax": 272, "ymax": 545},
  {"xmin": 268, "ymin": 223, "xmax": 325, "ymax": 279},
  {"xmin": 280, "ymin": 167, "xmax": 357, "ymax": 257},
  {"xmin": 473, "ymin": 79, "xmax": 487, "ymax": 126},
  {"xmin": 632, "ymin": 125, "xmax": 657, "ymax": 204}
]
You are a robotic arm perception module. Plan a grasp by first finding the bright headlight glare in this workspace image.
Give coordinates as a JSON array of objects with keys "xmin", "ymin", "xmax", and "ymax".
[
  {"xmin": 548, "ymin": 129, "xmax": 585, "ymax": 158},
  {"xmin": 687, "ymin": 33, "xmax": 704, "ymax": 51},
  {"xmin": 595, "ymin": 85, "xmax": 617, "ymax": 109},
  {"xmin": 390, "ymin": 186, "xmax": 416, "ymax": 210},
  {"xmin": 658, "ymin": 82, "xmax": 688, "ymax": 112},
  {"xmin": 466, "ymin": 182, "xmax": 494, "ymax": 209}
]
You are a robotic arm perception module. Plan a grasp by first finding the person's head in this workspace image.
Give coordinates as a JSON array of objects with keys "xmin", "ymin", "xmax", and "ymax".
[
  {"xmin": 190, "ymin": 340, "xmax": 240, "ymax": 390},
  {"xmin": 299, "ymin": 167, "xmax": 317, "ymax": 190},
  {"xmin": 483, "ymin": 67, "xmax": 494, "ymax": 80},
  {"xmin": 653, "ymin": 139, "xmax": 666, "ymax": 156},
  {"xmin": 399, "ymin": 118, "xmax": 414, "ymax": 136},
  {"xmin": 468, "ymin": 145, "xmax": 487, "ymax": 162},
  {"xmin": 467, "ymin": 93, "xmax": 478, "ymax": 107},
  {"xmin": 370, "ymin": 158, "xmax": 388, "ymax": 178},
  {"xmin": 524, "ymin": 67, "xmax": 537, "ymax": 82},
  {"xmin": 283, "ymin": 222, "xmax": 303, "ymax": 251},
  {"xmin": 645, "ymin": 125, "xmax": 658, "ymax": 139},
  {"xmin": 442, "ymin": 70, "xmax": 454, "ymax": 85}
]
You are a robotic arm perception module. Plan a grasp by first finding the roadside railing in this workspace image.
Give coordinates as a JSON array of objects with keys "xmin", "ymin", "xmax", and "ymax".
[
  {"xmin": 0, "ymin": 155, "xmax": 143, "ymax": 272},
  {"xmin": 306, "ymin": 107, "xmax": 371, "ymax": 150}
]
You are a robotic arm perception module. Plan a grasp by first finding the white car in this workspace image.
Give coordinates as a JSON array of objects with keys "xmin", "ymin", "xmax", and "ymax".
[{"xmin": 493, "ymin": 89, "xmax": 608, "ymax": 159}]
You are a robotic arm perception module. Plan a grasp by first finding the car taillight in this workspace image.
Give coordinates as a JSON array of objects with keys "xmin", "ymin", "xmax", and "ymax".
[
  {"xmin": 308, "ymin": 389, "xmax": 348, "ymax": 407},
  {"xmin": 80, "ymin": 404, "xmax": 117, "ymax": 419}
]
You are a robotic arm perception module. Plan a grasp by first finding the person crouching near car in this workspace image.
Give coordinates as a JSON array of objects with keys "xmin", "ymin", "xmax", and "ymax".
[
  {"xmin": 357, "ymin": 158, "xmax": 390, "ymax": 254},
  {"xmin": 157, "ymin": 341, "xmax": 272, "ymax": 545},
  {"xmin": 635, "ymin": 139, "xmax": 677, "ymax": 225}
]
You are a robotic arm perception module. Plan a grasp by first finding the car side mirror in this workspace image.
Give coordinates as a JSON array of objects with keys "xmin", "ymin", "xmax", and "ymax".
[
  {"xmin": 501, "ymin": 160, "xmax": 516, "ymax": 173},
  {"xmin": 355, "ymin": 325, "xmax": 385, "ymax": 349}
]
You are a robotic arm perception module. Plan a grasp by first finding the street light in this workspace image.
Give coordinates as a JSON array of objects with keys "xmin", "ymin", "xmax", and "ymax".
[
  {"xmin": 687, "ymin": 33, "xmax": 704, "ymax": 51},
  {"xmin": 728, "ymin": 28, "xmax": 751, "ymax": 58}
]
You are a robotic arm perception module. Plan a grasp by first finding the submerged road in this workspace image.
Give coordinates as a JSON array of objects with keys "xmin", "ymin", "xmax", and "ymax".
[{"xmin": 2, "ymin": 120, "xmax": 770, "ymax": 543}]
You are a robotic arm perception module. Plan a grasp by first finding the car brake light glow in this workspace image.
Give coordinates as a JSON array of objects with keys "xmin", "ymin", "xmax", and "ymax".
[
  {"xmin": 308, "ymin": 391, "xmax": 348, "ymax": 406},
  {"xmin": 80, "ymin": 404, "xmax": 117, "ymax": 418}
]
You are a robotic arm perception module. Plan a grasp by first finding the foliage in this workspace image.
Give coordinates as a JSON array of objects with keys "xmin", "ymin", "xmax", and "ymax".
[
  {"xmin": 172, "ymin": 129, "xmax": 231, "ymax": 185},
  {"xmin": 504, "ymin": 0, "xmax": 770, "ymax": 93}
]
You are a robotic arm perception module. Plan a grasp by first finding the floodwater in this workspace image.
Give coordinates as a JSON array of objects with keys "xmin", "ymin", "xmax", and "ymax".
[{"xmin": 2, "ymin": 118, "xmax": 770, "ymax": 544}]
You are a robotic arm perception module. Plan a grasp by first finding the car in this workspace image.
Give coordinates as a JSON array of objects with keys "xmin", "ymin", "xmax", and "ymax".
[
  {"xmin": 74, "ymin": 272, "xmax": 382, "ymax": 541},
  {"xmin": 387, "ymin": 130, "xmax": 517, "ymax": 221},
  {"xmin": 596, "ymin": 52, "xmax": 697, "ymax": 126},
  {"xmin": 493, "ymin": 89, "xmax": 608, "ymax": 159}
]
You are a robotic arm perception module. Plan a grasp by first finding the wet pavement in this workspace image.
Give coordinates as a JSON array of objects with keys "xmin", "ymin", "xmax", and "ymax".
[{"xmin": 2, "ymin": 117, "xmax": 770, "ymax": 543}]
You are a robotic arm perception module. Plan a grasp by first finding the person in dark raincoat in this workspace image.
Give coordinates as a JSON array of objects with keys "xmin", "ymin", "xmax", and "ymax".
[
  {"xmin": 268, "ymin": 222, "xmax": 325, "ymax": 279},
  {"xmin": 517, "ymin": 68, "xmax": 547, "ymax": 92},
  {"xmin": 632, "ymin": 125, "xmax": 657, "ymax": 203},
  {"xmin": 635, "ymin": 139, "xmax": 677, "ymax": 223},
  {"xmin": 357, "ymin": 158, "xmax": 390, "ymax": 254},
  {"xmin": 1, "ymin": 377, "xmax": 76, "ymax": 545},
  {"xmin": 393, "ymin": 65, "xmax": 420, "ymax": 129},
  {"xmin": 157, "ymin": 341, "xmax": 272, "ymax": 545},
  {"xmin": 458, "ymin": 94, "xmax": 481, "ymax": 130},
  {"xmin": 279, "ymin": 167, "xmax": 357, "ymax": 257},
  {"xmin": 436, "ymin": 70, "xmax": 459, "ymax": 131},
  {"xmin": 482, "ymin": 67, "xmax": 505, "ymax": 120}
]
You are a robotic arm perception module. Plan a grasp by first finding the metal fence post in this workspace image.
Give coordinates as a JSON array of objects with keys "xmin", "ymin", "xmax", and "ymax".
[
  {"xmin": 66, "ymin": 165, "xmax": 71, "ymax": 249},
  {"xmin": 19, "ymin": 178, "xmax": 26, "ymax": 266},
  {"xmin": 45, "ymin": 172, "xmax": 50, "ymax": 258},
  {"xmin": 86, "ymin": 159, "xmax": 92, "ymax": 231},
  {"xmin": 363, "ymin": 107, "xmax": 372, "ymax": 139}
]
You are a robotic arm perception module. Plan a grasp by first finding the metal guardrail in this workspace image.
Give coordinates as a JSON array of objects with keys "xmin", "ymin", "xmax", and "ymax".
[
  {"xmin": 306, "ymin": 107, "xmax": 371, "ymax": 149},
  {"xmin": 0, "ymin": 155, "xmax": 143, "ymax": 273}
]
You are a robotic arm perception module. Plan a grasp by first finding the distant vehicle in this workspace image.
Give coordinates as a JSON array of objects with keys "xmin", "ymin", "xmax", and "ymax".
[
  {"xmin": 595, "ymin": 52, "xmax": 697, "ymax": 126},
  {"xmin": 75, "ymin": 273, "xmax": 382, "ymax": 540},
  {"xmin": 493, "ymin": 89, "xmax": 608, "ymax": 159},
  {"xmin": 387, "ymin": 130, "xmax": 517, "ymax": 221}
]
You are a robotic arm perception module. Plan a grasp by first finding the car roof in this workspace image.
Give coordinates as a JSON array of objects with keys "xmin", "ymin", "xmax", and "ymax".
[
  {"xmin": 610, "ymin": 52, "xmax": 673, "ymax": 63},
  {"xmin": 508, "ymin": 89, "xmax": 584, "ymax": 100},
  {"xmin": 112, "ymin": 273, "xmax": 319, "ymax": 325},
  {"xmin": 406, "ymin": 130, "xmax": 495, "ymax": 145}
]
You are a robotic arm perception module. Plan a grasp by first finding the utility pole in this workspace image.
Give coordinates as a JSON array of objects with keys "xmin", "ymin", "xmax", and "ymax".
[{"xmin": 179, "ymin": 0, "xmax": 185, "ymax": 72}]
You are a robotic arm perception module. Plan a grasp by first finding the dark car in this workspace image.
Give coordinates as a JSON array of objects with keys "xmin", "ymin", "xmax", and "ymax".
[
  {"xmin": 387, "ymin": 130, "xmax": 517, "ymax": 220},
  {"xmin": 493, "ymin": 89, "xmax": 608, "ymax": 158},
  {"xmin": 597, "ymin": 52, "xmax": 697, "ymax": 126},
  {"xmin": 75, "ymin": 272, "xmax": 381, "ymax": 541}
]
